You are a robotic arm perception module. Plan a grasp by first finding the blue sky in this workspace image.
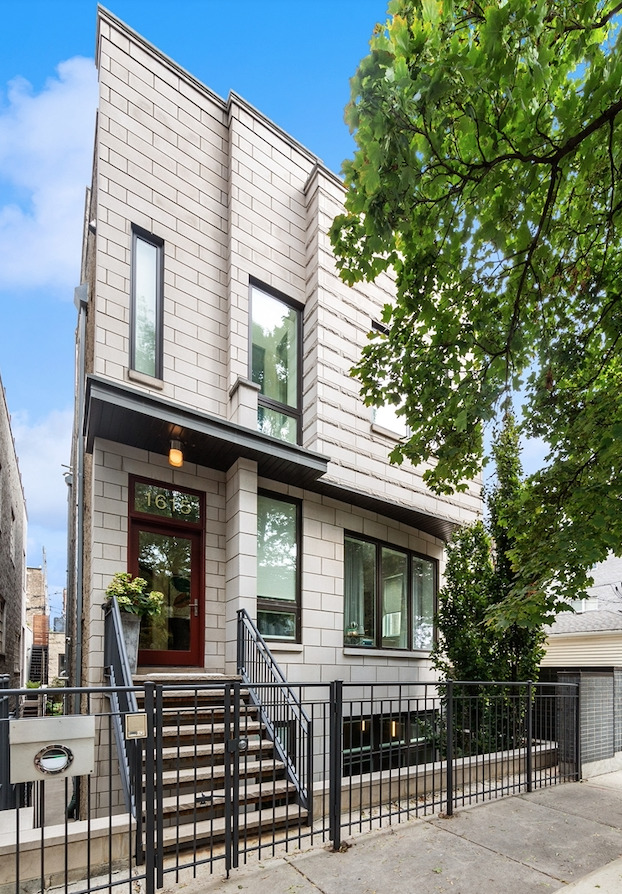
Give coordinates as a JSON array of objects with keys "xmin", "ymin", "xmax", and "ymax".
[{"xmin": 0, "ymin": 0, "xmax": 389, "ymax": 620}]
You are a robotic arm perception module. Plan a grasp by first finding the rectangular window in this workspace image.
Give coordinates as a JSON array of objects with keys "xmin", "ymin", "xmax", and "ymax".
[
  {"xmin": 372, "ymin": 402, "xmax": 408, "ymax": 438},
  {"xmin": 343, "ymin": 710, "xmax": 438, "ymax": 776},
  {"xmin": 344, "ymin": 534, "xmax": 436, "ymax": 651},
  {"xmin": 257, "ymin": 492, "xmax": 301, "ymax": 641},
  {"xmin": 131, "ymin": 225, "xmax": 164, "ymax": 379},
  {"xmin": 251, "ymin": 280, "xmax": 302, "ymax": 444},
  {"xmin": 370, "ymin": 321, "xmax": 408, "ymax": 437}
]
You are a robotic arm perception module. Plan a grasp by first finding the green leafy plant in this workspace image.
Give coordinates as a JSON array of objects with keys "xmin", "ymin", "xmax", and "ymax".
[
  {"xmin": 431, "ymin": 414, "xmax": 545, "ymax": 754},
  {"xmin": 432, "ymin": 414, "xmax": 545, "ymax": 683},
  {"xmin": 330, "ymin": 0, "xmax": 622, "ymax": 627},
  {"xmin": 105, "ymin": 572, "xmax": 164, "ymax": 618}
]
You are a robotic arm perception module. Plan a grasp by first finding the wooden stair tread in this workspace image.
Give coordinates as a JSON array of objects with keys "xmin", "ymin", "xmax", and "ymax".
[
  {"xmin": 159, "ymin": 720, "xmax": 262, "ymax": 737},
  {"xmin": 160, "ymin": 759, "xmax": 285, "ymax": 785},
  {"xmin": 160, "ymin": 803, "xmax": 308, "ymax": 847},
  {"xmin": 158, "ymin": 779, "xmax": 296, "ymax": 814},
  {"xmin": 158, "ymin": 738, "xmax": 274, "ymax": 760}
]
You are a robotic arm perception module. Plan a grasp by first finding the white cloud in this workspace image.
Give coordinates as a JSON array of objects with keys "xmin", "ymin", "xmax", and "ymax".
[
  {"xmin": 11, "ymin": 407, "xmax": 73, "ymax": 609},
  {"xmin": 11, "ymin": 407, "xmax": 72, "ymax": 532},
  {"xmin": 0, "ymin": 57, "xmax": 98, "ymax": 293}
]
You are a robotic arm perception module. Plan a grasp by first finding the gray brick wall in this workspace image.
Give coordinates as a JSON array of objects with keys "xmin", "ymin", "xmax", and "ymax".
[
  {"xmin": 0, "ymin": 378, "xmax": 27, "ymax": 687},
  {"xmin": 559, "ymin": 669, "xmax": 622, "ymax": 771}
]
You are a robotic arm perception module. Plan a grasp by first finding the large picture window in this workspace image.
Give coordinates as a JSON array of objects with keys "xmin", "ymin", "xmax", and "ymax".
[
  {"xmin": 131, "ymin": 225, "xmax": 163, "ymax": 379},
  {"xmin": 250, "ymin": 280, "xmax": 301, "ymax": 444},
  {"xmin": 344, "ymin": 534, "xmax": 436, "ymax": 651},
  {"xmin": 257, "ymin": 492, "xmax": 301, "ymax": 641}
]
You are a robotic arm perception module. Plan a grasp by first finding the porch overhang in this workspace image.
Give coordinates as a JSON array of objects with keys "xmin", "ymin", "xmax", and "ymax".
[
  {"xmin": 84, "ymin": 375, "xmax": 458, "ymax": 541},
  {"xmin": 312, "ymin": 480, "xmax": 458, "ymax": 544},
  {"xmin": 84, "ymin": 375, "xmax": 328, "ymax": 488}
]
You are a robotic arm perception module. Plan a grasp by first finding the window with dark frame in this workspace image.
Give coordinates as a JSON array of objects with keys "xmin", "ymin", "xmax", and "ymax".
[
  {"xmin": 257, "ymin": 491, "xmax": 301, "ymax": 642},
  {"xmin": 342, "ymin": 709, "xmax": 438, "ymax": 776},
  {"xmin": 369, "ymin": 320, "xmax": 408, "ymax": 437},
  {"xmin": 250, "ymin": 279, "xmax": 302, "ymax": 444},
  {"xmin": 130, "ymin": 225, "xmax": 164, "ymax": 379},
  {"xmin": 344, "ymin": 533, "xmax": 436, "ymax": 651}
]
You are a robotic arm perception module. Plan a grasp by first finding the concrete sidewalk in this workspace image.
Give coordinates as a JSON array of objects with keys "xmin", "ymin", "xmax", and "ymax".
[{"xmin": 163, "ymin": 772, "xmax": 622, "ymax": 894}]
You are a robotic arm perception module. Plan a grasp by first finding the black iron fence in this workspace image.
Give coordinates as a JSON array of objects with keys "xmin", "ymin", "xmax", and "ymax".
[{"xmin": 0, "ymin": 677, "xmax": 579, "ymax": 893}]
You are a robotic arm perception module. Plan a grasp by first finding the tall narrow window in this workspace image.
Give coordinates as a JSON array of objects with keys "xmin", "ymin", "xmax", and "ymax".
[
  {"xmin": 250, "ymin": 281, "xmax": 301, "ymax": 444},
  {"xmin": 131, "ymin": 226, "xmax": 163, "ymax": 379},
  {"xmin": 257, "ymin": 492, "xmax": 301, "ymax": 641}
]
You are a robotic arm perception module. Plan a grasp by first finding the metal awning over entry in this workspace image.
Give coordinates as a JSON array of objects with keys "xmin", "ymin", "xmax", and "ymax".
[
  {"xmin": 84, "ymin": 375, "xmax": 328, "ymax": 489},
  {"xmin": 84, "ymin": 375, "xmax": 458, "ymax": 542}
]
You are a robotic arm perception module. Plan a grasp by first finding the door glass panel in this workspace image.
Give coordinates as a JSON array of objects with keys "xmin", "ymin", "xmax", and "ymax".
[{"xmin": 137, "ymin": 531, "xmax": 192, "ymax": 652}]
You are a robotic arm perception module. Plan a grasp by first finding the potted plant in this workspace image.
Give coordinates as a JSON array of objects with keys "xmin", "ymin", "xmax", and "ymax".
[{"xmin": 105, "ymin": 572, "xmax": 164, "ymax": 673}]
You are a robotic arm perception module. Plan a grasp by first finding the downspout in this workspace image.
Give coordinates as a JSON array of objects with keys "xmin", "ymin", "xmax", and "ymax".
[{"xmin": 73, "ymin": 282, "xmax": 88, "ymax": 707}]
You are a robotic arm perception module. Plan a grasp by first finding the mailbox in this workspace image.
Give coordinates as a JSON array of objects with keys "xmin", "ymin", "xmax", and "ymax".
[{"xmin": 9, "ymin": 715, "xmax": 95, "ymax": 783}]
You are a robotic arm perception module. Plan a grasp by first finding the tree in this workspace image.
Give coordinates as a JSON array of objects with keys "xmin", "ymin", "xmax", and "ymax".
[
  {"xmin": 330, "ymin": 0, "xmax": 622, "ymax": 625},
  {"xmin": 431, "ymin": 415, "xmax": 545, "ymax": 755},
  {"xmin": 431, "ymin": 413, "xmax": 545, "ymax": 682}
]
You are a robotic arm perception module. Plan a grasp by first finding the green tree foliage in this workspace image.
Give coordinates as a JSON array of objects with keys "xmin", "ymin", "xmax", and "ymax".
[
  {"xmin": 330, "ymin": 0, "xmax": 622, "ymax": 625},
  {"xmin": 431, "ymin": 414, "xmax": 545, "ymax": 682}
]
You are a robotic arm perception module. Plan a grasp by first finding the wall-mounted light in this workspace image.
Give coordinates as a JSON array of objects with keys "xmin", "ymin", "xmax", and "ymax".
[{"xmin": 168, "ymin": 439, "xmax": 184, "ymax": 468}]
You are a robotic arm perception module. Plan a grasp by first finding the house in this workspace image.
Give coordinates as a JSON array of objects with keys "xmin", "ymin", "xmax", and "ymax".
[
  {"xmin": 0, "ymin": 374, "xmax": 27, "ymax": 689},
  {"xmin": 66, "ymin": 7, "xmax": 481, "ymax": 699},
  {"xmin": 25, "ymin": 561, "xmax": 66, "ymax": 685},
  {"xmin": 541, "ymin": 554, "xmax": 622, "ymax": 773},
  {"xmin": 541, "ymin": 554, "xmax": 622, "ymax": 671}
]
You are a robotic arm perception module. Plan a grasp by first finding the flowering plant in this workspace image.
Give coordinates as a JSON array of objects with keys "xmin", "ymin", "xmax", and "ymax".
[{"xmin": 105, "ymin": 572, "xmax": 164, "ymax": 618}]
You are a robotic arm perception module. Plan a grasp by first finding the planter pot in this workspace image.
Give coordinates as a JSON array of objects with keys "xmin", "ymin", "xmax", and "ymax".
[{"xmin": 120, "ymin": 613, "xmax": 141, "ymax": 675}]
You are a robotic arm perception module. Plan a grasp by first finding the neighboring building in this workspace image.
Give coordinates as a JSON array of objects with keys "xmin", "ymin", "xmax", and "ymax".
[
  {"xmin": 0, "ymin": 374, "xmax": 27, "ymax": 688},
  {"xmin": 25, "ymin": 562, "xmax": 67, "ymax": 683},
  {"xmin": 541, "ymin": 554, "xmax": 622, "ymax": 694},
  {"xmin": 541, "ymin": 555, "xmax": 622, "ymax": 775},
  {"xmin": 67, "ymin": 8, "xmax": 481, "ymax": 694},
  {"xmin": 541, "ymin": 555, "xmax": 622, "ymax": 672},
  {"xmin": 25, "ymin": 564, "xmax": 48, "ymax": 684}
]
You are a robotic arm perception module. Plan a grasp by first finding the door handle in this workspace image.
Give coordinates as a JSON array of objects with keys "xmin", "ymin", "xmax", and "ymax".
[{"xmin": 190, "ymin": 599, "xmax": 199, "ymax": 617}]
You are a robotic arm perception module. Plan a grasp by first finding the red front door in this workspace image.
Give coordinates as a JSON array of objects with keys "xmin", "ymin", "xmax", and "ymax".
[{"xmin": 129, "ymin": 477, "xmax": 204, "ymax": 667}]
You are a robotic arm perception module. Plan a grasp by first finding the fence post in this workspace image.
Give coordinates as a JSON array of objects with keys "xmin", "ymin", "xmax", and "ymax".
[
  {"xmin": 575, "ymin": 681, "xmax": 582, "ymax": 781},
  {"xmin": 526, "ymin": 682, "xmax": 533, "ymax": 793},
  {"xmin": 143, "ymin": 681, "xmax": 156, "ymax": 894},
  {"xmin": 445, "ymin": 680, "xmax": 454, "ymax": 817},
  {"xmin": 329, "ymin": 680, "xmax": 343, "ymax": 850}
]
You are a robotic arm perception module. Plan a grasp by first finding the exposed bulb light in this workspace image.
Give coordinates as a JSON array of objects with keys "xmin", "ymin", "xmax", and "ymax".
[{"xmin": 168, "ymin": 439, "xmax": 183, "ymax": 468}]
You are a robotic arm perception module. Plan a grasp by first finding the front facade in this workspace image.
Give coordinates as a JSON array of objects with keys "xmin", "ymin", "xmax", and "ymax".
[
  {"xmin": 68, "ymin": 9, "xmax": 481, "ymax": 692},
  {"xmin": 0, "ymin": 375, "xmax": 27, "ymax": 689}
]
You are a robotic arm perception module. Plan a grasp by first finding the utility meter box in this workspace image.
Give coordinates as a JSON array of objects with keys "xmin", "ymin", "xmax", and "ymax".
[{"xmin": 9, "ymin": 715, "xmax": 95, "ymax": 783}]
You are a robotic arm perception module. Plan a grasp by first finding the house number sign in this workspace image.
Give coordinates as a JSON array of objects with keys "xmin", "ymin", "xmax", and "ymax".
[{"xmin": 133, "ymin": 482, "xmax": 200, "ymax": 523}]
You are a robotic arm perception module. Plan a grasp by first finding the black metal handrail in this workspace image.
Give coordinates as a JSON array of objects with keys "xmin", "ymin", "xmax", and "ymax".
[
  {"xmin": 103, "ymin": 596, "xmax": 141, "ymax": 821},
  {"xmin": 236, "ymin": 609, "xmax": 312, "ymax": 816}
]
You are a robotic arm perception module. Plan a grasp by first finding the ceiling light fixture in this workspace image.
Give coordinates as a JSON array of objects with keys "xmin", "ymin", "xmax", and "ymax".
[{"xmin": 168, "ymin": 439, "xmax": 184, "ymax": 468}]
